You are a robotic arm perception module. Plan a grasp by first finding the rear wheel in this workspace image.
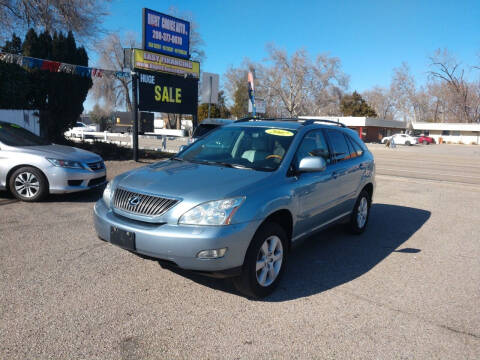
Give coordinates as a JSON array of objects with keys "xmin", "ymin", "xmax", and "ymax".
[
  {"xmin": 349, "ymin": 190, "xmax": 371, "ymax": 234},
  {"xmin": 405, "ymin": 141, "xmax": 411, "ymax": 146},
  {"xmin": 9, "ymin": 167, "xmax": 48, "ymax": 202},
  {"xmin": 423, "ymin": 140, "xmax": 428, "ymax": 145},
  {"xmin": 233, "ymin": 222, "xmax": 288, "ymax": 298}
]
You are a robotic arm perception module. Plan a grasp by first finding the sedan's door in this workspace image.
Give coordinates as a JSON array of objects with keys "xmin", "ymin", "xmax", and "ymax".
[{"xmin": 291, "ymin": 129, "xmax": 339, "ymax": 240}]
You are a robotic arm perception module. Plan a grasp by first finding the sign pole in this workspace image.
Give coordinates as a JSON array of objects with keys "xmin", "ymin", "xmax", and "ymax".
[
  {"xmin": 131, "ymin": 71, "xmax": 139, "ymax": 162},
  {"xmin": 207, "ymin": 75, "xmax": 212, "ymax": 119}
]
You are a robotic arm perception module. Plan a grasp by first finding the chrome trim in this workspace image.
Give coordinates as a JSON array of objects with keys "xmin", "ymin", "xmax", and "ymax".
[{"xmin": 113, "ymin": 188, "xmax": 179, "ymax": 217}]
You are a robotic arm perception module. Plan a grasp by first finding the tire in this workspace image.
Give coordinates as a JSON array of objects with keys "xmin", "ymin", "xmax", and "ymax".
[
  {"xmin": 233, "ymin": 222, "xmax": 288, "ymax": 298},
  {"xmin": 423, "ymin": 140, "xmax": 428, "ymax": 145},
  {"xmin": 405, "ymin": 141, "xmax": 411, "ymax": 146},
  {"xmin": 348, "ymin": 190, "xmax": 371, "ymax": 234},
  {"xmin": 9, "ymin": 166, "xmax": 48, "ymax": 202}
]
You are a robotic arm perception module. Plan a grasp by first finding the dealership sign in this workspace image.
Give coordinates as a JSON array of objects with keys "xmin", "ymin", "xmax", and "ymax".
[
  {"xmin": 138, "ymin": 70, "xmax": 198, "ymax": 115},
  {"xmin": 142, "ymin": 8, "xmax": 190, "ymax": 59},
  {"xmin": 133, "ymin": 49, "xmax": 199, "ymax": 78}
]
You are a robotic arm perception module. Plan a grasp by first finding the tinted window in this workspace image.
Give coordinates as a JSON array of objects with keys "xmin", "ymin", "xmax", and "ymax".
[
  {"xmin": 0, "ymin": 123, "xmax": 50, "ymax": 146},
  {"xmin": 192, "ymin": 124, "xmax": 219, "ymax": 138},
  {"xmin": 346, "ymin": 135, "xmax": 364, "ymax": 158},
  {"xmin": 294, "ymin": 130, "xmax": 330, "ymax": 168},
  {"xmin": 76, "ymin": 122, "xmax": 84, "ymax": 127},
  {"xmin": 326, "ymin": 129, "xmax": 350, "ymax": 162}
]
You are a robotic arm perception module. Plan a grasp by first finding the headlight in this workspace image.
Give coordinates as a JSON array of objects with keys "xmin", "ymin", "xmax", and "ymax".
[
  {"xmin": 103, "ymin": 181, "xmax": 114, "ymax": 208},
  {"xmin": 47, "ymin": 158, "xmax": 84, "ymax": 169},
  {"xmin": 178, "ymin": 197, "xmax": 245, "ymax": 226}
]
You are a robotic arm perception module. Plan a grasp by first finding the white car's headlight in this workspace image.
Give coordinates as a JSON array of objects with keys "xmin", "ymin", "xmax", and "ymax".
[
  {"xmin": 103, "ymin": 181, "xmax": 114, "ymax": 208},
  {"xmin": 47, "ymin": 158, "xmax": 84, "ymax": 169},
  {"xmin": 179, "ymin": 197, "xmax": 245, "ymax": 226}
]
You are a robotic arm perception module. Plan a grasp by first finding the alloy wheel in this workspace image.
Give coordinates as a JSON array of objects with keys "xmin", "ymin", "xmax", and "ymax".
[
  {"xmin": 256, "ymin": 235, "xmax": 283, "ymax": 287},
  {"xmin": 14, "ymin": 172, "xmax": 40, "ymax": 199},
  {"xmin": 357, "ymin": 197, "xmax": 368, "ymax": 228}
]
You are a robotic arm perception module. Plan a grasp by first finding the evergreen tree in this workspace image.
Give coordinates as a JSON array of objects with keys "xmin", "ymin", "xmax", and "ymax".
[
  {"xmin": 1, "ymin": 29, "xmax": 92, "ymax": 141},
  {"xmin": 230, "ymin": 81, "xmax": 249, "ymax": 119},
  {"xmin": 340, "ymin": 91, "xmax": 377, "ymax": 117}
]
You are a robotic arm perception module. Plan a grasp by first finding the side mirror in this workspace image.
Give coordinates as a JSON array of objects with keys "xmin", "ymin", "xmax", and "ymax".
[{"xmin": 298, "ymin": 156, "xmax": 326, "ymax": 173}]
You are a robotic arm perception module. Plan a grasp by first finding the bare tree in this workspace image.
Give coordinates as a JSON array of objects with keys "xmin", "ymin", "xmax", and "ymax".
[
  {"xmin": 0, "ymin": 0, "xmax": 111, "ymax": 42},
  {"xmin": 92, "ymin": 33, "xmax": 137, "ymax": 112},
  {"xmin": 428, "ymin": 49, "xmax": 480, "ymax": 122},
  {"xmin": 362, "ymin": 86, "xmax": 395, "ymax": 120}
]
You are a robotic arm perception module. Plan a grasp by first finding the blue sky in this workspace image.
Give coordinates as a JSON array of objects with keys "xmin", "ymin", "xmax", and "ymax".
[{"xmin": 88, "ymin": 0, "xmax": 480, "ymax": 109}]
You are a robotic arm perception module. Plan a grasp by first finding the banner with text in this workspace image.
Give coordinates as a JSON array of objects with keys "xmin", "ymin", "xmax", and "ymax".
[
  {"xmin": 138, "ymin": 70, "xmax": 198, "ymax": 114},
  {"xmin": 143, "ymin": 8, "xmax": 190, "ymax": 59},
  {"xmin": 133, "ymin": 49, "xmax": 199, "ymax": 78}
]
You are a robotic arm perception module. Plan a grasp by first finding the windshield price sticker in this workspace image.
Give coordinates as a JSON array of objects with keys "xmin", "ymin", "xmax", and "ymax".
[{"xmin": 265, "ymin": 129, "xmax": 294, "ymax": 137}]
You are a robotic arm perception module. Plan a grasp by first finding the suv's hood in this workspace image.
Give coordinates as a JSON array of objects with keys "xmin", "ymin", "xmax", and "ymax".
[
  {"xmin": 115, "ymin": 160, "xmax": 273, "ymax": 201},
  {"xmin": 16, "ymin": 144, "xmax": 102, "ymax": 162}
]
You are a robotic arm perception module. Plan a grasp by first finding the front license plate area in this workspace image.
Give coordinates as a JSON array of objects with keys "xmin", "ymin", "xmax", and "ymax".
[{"xmin": 110, "ymin": 227, "xmax": 136, "ymax": 251}]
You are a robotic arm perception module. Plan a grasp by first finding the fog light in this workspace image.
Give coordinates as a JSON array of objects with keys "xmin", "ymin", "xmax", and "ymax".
[{"xmin": 197, "ymin": 248, "xmax": 227, "ymax": 259}]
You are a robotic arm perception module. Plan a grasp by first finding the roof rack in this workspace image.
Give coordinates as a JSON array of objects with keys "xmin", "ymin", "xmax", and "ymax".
[
  {"xmin": 301, "ymin": 119, "xmax": 346, "ymax": 127},
  {"xmin": 234, "ymin": 117, "xmax": 346, "ymax": 127}
]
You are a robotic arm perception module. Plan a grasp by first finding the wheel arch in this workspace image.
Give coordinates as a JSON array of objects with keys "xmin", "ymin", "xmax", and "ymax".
[
  {"xmin": 361, "ymin": 182, "xmax": 374, "ymax": 202},
  {"xmin": 6, "ymin": 164, "xmax": 50, "ymax": 191},
  {"xmin": 257, "ymin": 209, "xmax": 293, "ymax": 249}
]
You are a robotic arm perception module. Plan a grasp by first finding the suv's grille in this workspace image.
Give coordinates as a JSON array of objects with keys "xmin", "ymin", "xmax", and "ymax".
[
  {"xmin": 113, "ymin": 188, "xmax": 178, "ymax": 216},
  {"xmin": 87, "ymin": 161, "xmax": 105, "ymax": 171}
]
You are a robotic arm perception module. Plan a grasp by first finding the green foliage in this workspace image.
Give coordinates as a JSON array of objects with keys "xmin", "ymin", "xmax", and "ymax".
[
  {"xmin": 0, "ymin": 29, "xmax": 92, "ymax": 142},
  {"xmin": 89, "ymin": 104, "xmax": 111, "ymax": 131},
  {"xmin": 197, "ymin": 90, "xmax": 231, "ymax": 122},
  {"xmin": 230, "ymin": 81, "xmax": 249, "ymax": 119},
  {"xmin": 340, "ymin": 91, "xmax": 377, "ymax": 117}
]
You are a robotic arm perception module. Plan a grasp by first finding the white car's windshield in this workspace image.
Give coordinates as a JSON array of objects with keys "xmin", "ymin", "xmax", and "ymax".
[
  {"xmin": 0, "ymin": 122, "xmax": 50, "ymax": 146},
  {"xmin": 177, "ymin": 126, "xmax": 297, "ymax": 171}
]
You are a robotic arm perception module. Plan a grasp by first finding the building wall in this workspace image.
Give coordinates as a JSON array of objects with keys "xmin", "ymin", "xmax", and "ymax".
[
  {"xmin": 349, "ymin": 126, "xmax": 405, "ymax": 142},
  {"xmin": 427, "ymin": 130, "xmax": 480, "ymax": 144},
  {"xmin": 0, "ymin": 109, "xmax": 40, "ymax": 135}
]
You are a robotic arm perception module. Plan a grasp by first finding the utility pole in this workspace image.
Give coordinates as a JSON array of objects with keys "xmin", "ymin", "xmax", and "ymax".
[{"xmin": 131, "ymin": 71, "xmax": 139, "ymax": 162}]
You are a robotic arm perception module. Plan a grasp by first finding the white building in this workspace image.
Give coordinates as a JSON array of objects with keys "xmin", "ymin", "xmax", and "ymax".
[{"xmin": 412, "ymin": 122, "xmax": 480, "ymax": 145}]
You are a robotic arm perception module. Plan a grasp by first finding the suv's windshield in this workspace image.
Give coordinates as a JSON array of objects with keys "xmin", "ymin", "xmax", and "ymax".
[
  {"xmin": 177, "ymin": 126, "xmax": 297, "ymax": 171},
  {"xmin": 192, "ymin": 124, "xmax": 219, "ymax": 138},
  {"xmin": 0, "ymin": 122, "xmax": 50, "ymax": 146}
]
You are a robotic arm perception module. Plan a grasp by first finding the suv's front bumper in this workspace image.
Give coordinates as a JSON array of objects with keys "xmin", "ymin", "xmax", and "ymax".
[{"xmin": 93, "ymin": 200, "xmax": 259, "ymax": 273}]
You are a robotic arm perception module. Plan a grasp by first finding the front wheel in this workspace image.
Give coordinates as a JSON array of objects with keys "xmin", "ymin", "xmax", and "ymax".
[
  {"xmin": 405, "ymin": 141, "xmax": 411, "ymax": 146},
  {"xmin": 233, "ymin": 222, "xmax": 288, "ymax": 298},
  {"xmin": 423, "ymin": 140, "xmax": 428, "ymax": 145},
  {"xmin": 348, "ymin": 190, "xmax": 371, "ymax": 234},
  {"xmin": 9, "ymin": 166, "xmax": 48, "ymax": 202}
]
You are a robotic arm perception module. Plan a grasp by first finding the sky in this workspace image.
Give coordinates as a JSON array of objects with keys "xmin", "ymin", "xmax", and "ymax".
[{"xmin": 85, "ymin": 0, "xmax": 480, "ymax": 110}]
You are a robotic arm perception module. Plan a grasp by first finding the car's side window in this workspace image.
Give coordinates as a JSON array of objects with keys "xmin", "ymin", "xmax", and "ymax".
[
  {"xmin": 294, "ymin": 130, "xmax": 331, "ymax": 169},
  {"xmin": 346, "ymin": 135, "xmax": 364, "ymax": 158},
  {"xmin": 325, "ymin": 129, "xmax": 350, "ymax": 163}
]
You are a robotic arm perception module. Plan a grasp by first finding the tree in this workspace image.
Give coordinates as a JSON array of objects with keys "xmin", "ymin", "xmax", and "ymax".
[
  {"xmin": 362, "ymin": 86, "xmax": 395, "ymax": 120},
  {"xmin": 428, "ymin": 49, "xmax": 480, "ymax": 123},
  {"xmin": 0, "ymin": 29, "xmax": 92, "ymax": 141},
  {"xmin": 198, "ymin": 103, "xmax": 221, "ymax": 122},
  {"xmin": 92, "ymin": 33, "xmax": 137, "ymax": 112},
  {"xmin": 89, "ymin": 103, "xmax": 112, "ymax": 131},
  {"xmin": 340, "ymin": 91, "xmax": 377, "ymax": 117},
  {"xmin": 0, "ymin": 0, "xmax": 111, "ymax": 42}
]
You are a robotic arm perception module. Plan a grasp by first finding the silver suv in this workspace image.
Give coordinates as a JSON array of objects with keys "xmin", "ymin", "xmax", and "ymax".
[{"xmin": 94, "ymin": 119, "xmax": 375, "ymax": 298}]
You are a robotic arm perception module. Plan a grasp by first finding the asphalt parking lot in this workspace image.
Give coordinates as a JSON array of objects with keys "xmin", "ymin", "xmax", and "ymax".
[{"xmin": 1, "ymin": 144, "xmax": 479, "ymax": 359}]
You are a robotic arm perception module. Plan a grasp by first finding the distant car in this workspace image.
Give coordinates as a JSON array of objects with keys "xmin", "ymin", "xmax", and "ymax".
[
  {"xmin": 69, "ymin": 122, "xmax": 96, "ymax": 138},
  {"xmin": 189, "ymin": 118, "xmax": 234, "ymax": 144},
  {"xmin": 0, "ymin": 121, "xmax": 106, "ymax": 202},
  {"xmin": 381, "ymin": 133, "xmax": 417, "ymax": 146},
  {"xmin": 417, "ymin": 135, "xmax": 435, "ymax": 145}
]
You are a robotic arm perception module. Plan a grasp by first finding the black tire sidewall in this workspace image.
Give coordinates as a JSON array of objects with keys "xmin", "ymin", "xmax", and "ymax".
[
  {"xmin": 237, "ymin": 222, "xmax": 288, "ymax": 298},
  {"xmin": 9, "ymin": 167, "xmax": 48, "ymax": 202}
]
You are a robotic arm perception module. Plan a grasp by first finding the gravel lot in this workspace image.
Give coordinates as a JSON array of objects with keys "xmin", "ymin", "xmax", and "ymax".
[{"xmin": 1, "ymin": 145, "xmax": 479, "ymax": 359}]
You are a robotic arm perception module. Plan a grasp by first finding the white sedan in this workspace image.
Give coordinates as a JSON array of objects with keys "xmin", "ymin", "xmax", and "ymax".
[{"xmin": 381, "ymin": 133, "xmax": 417, "ymax": 146}]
